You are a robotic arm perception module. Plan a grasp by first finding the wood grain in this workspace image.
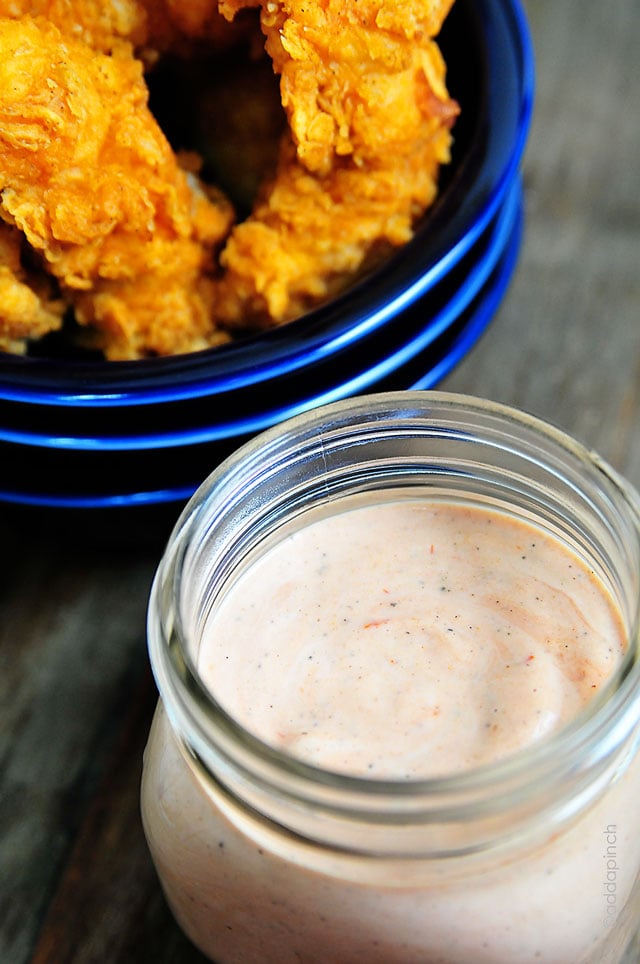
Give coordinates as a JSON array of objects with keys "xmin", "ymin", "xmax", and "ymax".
[
  {"xmin": 1, "ymin": 0, "xmax": 639, "ymax": 961},
  {"xmin": 445, "ymin": 0, "xmax": 640, "ymax": 487}
]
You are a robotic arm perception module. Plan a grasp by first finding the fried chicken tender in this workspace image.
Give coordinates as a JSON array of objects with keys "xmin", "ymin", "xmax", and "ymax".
[
  {"xmin": 215, "ymin": 0, "xmax": 459, "ymax": 327},
  {"xmin": 0, "ymin": 220, "xmax": 65, "ymax": 353},
  {"xmin": 0, "ymin": 16, "xmax": 233, "ymax": 358},
  {"xmin": 0, "ymin": 0, "xmax": 458, "ymax": 356}
]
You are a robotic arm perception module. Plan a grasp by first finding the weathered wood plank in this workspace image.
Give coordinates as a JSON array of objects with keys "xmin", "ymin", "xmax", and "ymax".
[
  {"xmin": 0, "ymin": 531, "xmax": 159, "ymax": 962},
  {"xmin": 444, "ymin": 0, "xmax": 640, "ymax": 487},
  {"xmin": 29, "ymin": 666, "xmax": 206, "ymax": 964}
]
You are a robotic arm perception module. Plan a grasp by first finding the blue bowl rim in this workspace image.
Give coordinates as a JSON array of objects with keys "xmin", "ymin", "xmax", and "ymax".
[
  {"xmin": 0, "ymin": 203, "xmax": 522, "ymax": 511},
  {"xmin": 0, "ymin": 176, "xmax": 522, "ymax": 451},
  {"xmin": 0, "ymin": 180, "xmax": 523, "ymax": 508}
]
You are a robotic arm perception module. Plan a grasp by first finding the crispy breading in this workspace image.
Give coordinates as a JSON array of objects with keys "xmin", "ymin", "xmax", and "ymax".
[
  {"xmin": 216, "ymin": 0, "xmax": 458, "ymax": 326},
  {"xmin": 0, "ymin": 220, "xmax": 65, "ymax": 353},
  {"xmin": 0, "ymin": 16, "xmax": 233, "ymax": 358},
  {"xmin": 223, "ymin": 0, "xmax": 456, "ymax": 175}
]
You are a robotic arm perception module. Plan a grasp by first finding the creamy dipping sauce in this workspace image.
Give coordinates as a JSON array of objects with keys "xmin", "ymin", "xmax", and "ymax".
[
  {"xmin": 142, "ymin": 494, "xmax": 640, "ymax": 964},
  {"xmin": 200, "ymin": 499, "xmax": 626, "ymax": 778}
]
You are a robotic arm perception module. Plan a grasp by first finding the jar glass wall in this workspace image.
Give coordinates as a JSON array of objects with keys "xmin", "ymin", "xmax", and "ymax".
[{"xmin": 142, "ymin": 391, "xmax": 640, "ymax": 963}]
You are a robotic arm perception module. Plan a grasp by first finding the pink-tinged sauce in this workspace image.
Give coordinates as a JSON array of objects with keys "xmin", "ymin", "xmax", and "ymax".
[
  {"xmin": 200, "ymin": 500, "xmax": 625, "ymax": 778},
  {"xmin": 142, "ymin": 498, "xmax": 640, "ymax": 963}
]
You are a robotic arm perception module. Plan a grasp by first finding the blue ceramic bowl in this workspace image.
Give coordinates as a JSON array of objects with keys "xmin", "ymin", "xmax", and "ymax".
[
  {"xmin": 0, "ymin": 0, "xmax": 534, "ymax": 543},
  {"xmin": 0, "ymin": 175, "xmax": 522, "ymax": 451},
  {"xmin": 0, "ymin": 0, "xmax": 534, "ymax": 411},
  {"xmin": 0, "ymin": 175, "xmax": 523, "ymax": 507}
]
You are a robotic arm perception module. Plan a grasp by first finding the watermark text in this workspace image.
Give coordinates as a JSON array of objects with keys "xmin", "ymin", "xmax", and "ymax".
[{"xmin": 602, "ymin": 824, "xmax": 619, "ymax": 928}]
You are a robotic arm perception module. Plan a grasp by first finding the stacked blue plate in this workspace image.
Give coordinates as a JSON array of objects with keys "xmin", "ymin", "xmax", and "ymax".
[{"xmin": 0, "ymin": 0, "xmax": 534, "ymax": 542}]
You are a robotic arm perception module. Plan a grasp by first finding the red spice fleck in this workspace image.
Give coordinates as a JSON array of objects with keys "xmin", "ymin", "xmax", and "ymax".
[
  {"xmin": 430, "ymin": 544, "xmax": 435, "ymax": 554},
  {"xmin": 364, "ymin": 619, "xmax": 390, "ymax": 629}
]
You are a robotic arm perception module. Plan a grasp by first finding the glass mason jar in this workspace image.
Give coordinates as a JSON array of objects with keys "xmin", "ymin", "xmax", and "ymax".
[{"xmin": 142, "ymin": 391, "xmax": 640, "ymax": 964}]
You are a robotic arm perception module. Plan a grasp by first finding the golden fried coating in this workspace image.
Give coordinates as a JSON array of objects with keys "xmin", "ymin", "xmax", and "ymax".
[
  {"xmin": 224, "ymin": 0, "xmax": 456, "ymax": 175},
  {"xmin": 0, "ymin": 220, "xmax": 65, "ymax": 353},
  {"xmin": 0, "ymin": 16, "xmax": 233, "ymax": 358},
  {"xmin": 216, "ymin": 0, "xmax": 458, "ymax": 327}
]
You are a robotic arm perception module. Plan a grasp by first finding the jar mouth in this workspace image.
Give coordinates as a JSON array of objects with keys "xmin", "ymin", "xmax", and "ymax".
[{"xmin": 148, "ymin": 391, "xmax": 640, "ymax": 852}]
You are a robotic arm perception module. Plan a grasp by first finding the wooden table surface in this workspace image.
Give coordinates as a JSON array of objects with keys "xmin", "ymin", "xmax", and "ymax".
[{"xmin": 2, "ymin": 1, "xmax": 639, "ymax": 961}]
